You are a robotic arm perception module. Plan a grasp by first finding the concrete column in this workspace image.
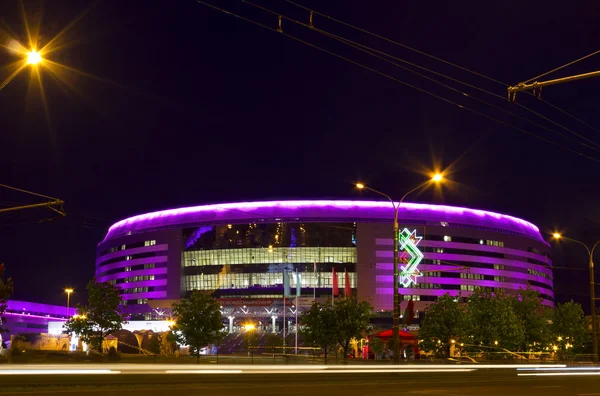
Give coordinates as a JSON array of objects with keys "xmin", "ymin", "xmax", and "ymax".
[
  {"xmin": 228, "ymin": 316, "xmax": 234, "ymax": 334},
  {"xmin": 271, "ymin": 315, "xmax": 277, "ymax": 334}
]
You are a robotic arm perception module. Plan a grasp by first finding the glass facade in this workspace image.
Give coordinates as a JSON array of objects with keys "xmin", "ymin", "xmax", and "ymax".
[{"xmin": 181, "ymin": 223, "xmax": 357, "ymax": 298}]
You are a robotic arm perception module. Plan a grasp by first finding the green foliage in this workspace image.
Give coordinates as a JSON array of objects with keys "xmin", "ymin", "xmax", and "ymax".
[
  {"xmin": 171, "ymin": 291, "xmax": 224, "ymax": 363},
  {"xmin": 418, "ymin": 294, "xmax": 470, "ymax": 356},
  {"xmin": 417, "ymin": 289, "xmax": 591, "ymax": 358},
  {"xmin": 332, "ymin": 297, "xmax": 373, "ymax": 359},
  {"xmin": 0, "ymin": 264, "xmax": 14, "ymax": 335},
  {"xmin": 368, "ymin": 336, "xmax": 385, "ymax": 358},
  {"xmin": 300, "ymin": 303, "xmax": 338, "ymax": 363},
  {"xmin": 551, "ymin": 301, "xmax": 590, "ymax": 353},
  {"xmin": 147, "ymin": 334, "xmax": 162, "ymax": 355},
  {"xmin": 63, "ymin": 278, "xmax": 125, "ymax": 352},
  {"xmin": 468, "ymin": 289, "xmax": 525, "ymax": 351},
  {"xmin": 509, "ymin": 289, "xmax": 552, "ymax": 351},
  {"xmin": 301, "ymin": 298, "xmax": 372, "ymax": 362}
]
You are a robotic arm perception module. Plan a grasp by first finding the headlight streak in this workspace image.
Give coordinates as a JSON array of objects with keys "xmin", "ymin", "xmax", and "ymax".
[
  {"xmin": 164, "ymin": 369, "xmax": 476, "ymax": 375},
  {"xmin": 518, "ymin": 372, "xmax": 600, "ymax": 377},
  {"xmin": 0, "ymin": 370, "xmax": 120, "ymax": 375}
]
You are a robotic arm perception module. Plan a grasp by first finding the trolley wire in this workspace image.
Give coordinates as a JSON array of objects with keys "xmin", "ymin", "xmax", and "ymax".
[
  {"xmin": 243, "ymin": 1, "xmax": 600, "ymax": 153},
  {"xmin": 284, "ymin": 0, "xmax": 507, "ymax": 86},
  {"xmin": 281, "ymin": 1, "xmax": 600, "ymax": 147},
  {"xmin": 200, "ymin": 1, "xmax": 600, "ymax": 161}
]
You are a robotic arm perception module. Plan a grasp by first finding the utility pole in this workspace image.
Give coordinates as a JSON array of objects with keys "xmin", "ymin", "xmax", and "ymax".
[{"xmin": 508, "ymin": 70, "xmax": 600, "ymax": 102}]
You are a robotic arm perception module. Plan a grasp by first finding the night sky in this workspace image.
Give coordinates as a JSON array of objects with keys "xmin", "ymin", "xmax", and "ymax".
[{"xmin": 1, "ymin": 1, "xmax": 599, "ymax": 310}]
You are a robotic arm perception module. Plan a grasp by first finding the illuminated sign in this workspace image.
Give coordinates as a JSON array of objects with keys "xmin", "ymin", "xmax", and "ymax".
[{"xmin": 398, "ymin": 228, "xmax": 424, "ymax": 287}]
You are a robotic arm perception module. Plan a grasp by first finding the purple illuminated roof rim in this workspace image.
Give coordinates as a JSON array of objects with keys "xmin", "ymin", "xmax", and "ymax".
[{"xmin": 103, "ymin": 200, "xmax": 545, "ymax": 244}]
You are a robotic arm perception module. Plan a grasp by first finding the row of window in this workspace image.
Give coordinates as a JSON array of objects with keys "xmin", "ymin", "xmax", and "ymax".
[
  {"xmin": 184, "ymin": 223, "xmax": 356, "ymax": 251},
  {"xmin": 100, "ymin": 240, "xmax": 156, "ymax": 256},
  {"xmin": 183, "ymin": 247, "xmax": 357, "ymax": 267},
  {"xmin": 183, "ymin": 271, "xmax": 357, "ymax": 292},
  {"xmin": 527, "ymin": 268, "xmax": 551, "ymax": 279}
]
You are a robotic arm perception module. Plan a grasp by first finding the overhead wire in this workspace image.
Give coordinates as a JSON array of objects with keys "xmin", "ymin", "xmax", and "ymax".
[
  {"xmin": 209, "ymin": 1, "xmax": 600, "ymax": 161},
  {"xmin": 537, "ymin": 97, "xmax": 600, "ymax": 135},
  {"xmin": 284, "ymin": 0, "xmax": 508, "ymax": 86},
  {"xmin": 243, "ymin": 1, "xmax": 600, "ymax": 153},
  {"xmin": 0, "ymin": 183, "xmax": 58, "ymax": 200},
  {"xmin": 522, "ymin": 48, "xmax": 600, "ymax": 85},
  {"xmin": 282, "ymin": 1, "xmax": 600, "ymax": 148}
]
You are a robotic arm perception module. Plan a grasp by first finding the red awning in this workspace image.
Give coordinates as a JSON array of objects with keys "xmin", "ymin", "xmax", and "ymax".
[{"xmin": 372, "ymin": 329, "xmax": 415, "ymax": 339}]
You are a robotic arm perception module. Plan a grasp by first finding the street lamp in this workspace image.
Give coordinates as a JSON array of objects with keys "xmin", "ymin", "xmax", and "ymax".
[
  {"xmin": 552, "ymin": 233, "xmax": 599, "ymax": 362},
  {"xmin": 356, "ymin": 173, "xmax": 444, "ymax": 364},
  {"xmin": 26, "ymin": 50, "xmax": 42, "ymax": 65},
  {"xmin": 64, "ymin": 288, "xmax": 74, "ymax": 315}
]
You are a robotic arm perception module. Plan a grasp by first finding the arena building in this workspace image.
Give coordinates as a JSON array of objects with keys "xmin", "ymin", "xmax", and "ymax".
[{"xmin": 95, "ymin": 200, "xmax": 553, "ymax": 331}]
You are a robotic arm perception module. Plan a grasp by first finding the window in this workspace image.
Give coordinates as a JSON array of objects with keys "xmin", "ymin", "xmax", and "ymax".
[
  {"xmin": 485, "ymin": 240, "xmax": 504, "ymax": 247},
  {"xmin": 443, "ymin": 236, "xmax": 452, "ymax": 242},
  {"xmin": 144, "ymin": 240, "xmax": 156, "ymax": 247},
  {"xmin": 460, "ymin": 273, "xmax": 484, "ymax": 280}
]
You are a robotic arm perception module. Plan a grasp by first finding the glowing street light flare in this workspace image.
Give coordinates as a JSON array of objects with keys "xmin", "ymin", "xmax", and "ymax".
[
  {"xmin": 244, "ymin": 323, "xmax": 256, "ymax": 332},
  {"xmin": 552, "ymin": 233, "xmax": 561, "ymax": 239},
  {"xmin": 432, "ymin": 173, "xmax": 443, "ymax": 182},
  {"xmin": 355, "ymin": 183, "xmax": 365, "ymax": 189},
  {"xmin": 26, "ymin": 50, "xmax": 42, "ymax": 65}
]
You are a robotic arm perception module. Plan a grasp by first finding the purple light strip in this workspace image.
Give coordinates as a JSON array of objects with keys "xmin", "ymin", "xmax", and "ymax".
[
  {"xmin": 374, "ymin": 288, "xmax": 554, "ymax": 307},
  {"xmin": 4, "ymin": 312, "xmax": 69, "ymax": 321},
  {"xmin": 97, "ymin": 267, "xmax": 168, "ymax": 283},
  {"xmin": 376, "ymin": 239, "xmax": 552, "ymax": 265},
  {"xmin": 121, "ymin": 291, "xmax": 167, "ymax": 300},
  {"xmin": 96, "ymin": 256, "xmax": 168, "ymax": 274},
  {"xmin": 97, "ymin": 244, "xmax": 168, "ymax": 264},
  {"xmin": 7, "ymin": 300, "xmax": 76, "ymax": 317},
  {"xmin": 104, "ymin": 200, "xmax": 544, "ymax": 244},
  {"xmin": 376, "ymin": 252, "xmax": 553, "ymax": 277},
  {"xmin": 376, "ymin": 262, "xmax": 553, "ymax": 286},
  {"xmin": 376, "ymin": 275, "xmax": 553, "ymax": 296}
]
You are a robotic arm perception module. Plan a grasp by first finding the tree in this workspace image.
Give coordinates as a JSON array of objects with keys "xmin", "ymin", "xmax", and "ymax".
[
  {"xmin": 551, "ymin": 301, "xmax": 590, "ymax": 354},
  {"xmin": 0, "ymin": 264, "xmax": 14, "ymax": 337},
  {"xmin": 171, "ymin": 291, "xmax": 224, "ymax": 363},
  {"xmin": 509, "ymin": 289, "xmax": 552, "ymax": 352},
  {"xmin": 368, "ymin": 336, "xmax": 385, "ymax": 359},
  {"xmin": 300, "ymin": 303, "xmax": 338, "ymax": 363},
  {"xmin": 63, "ymin": 278, "xmax": 125, "ymax": 352},
  {"xmin": 148, "ymin": 333, "xmax": 162, "ymax": 355},
  {"xmin": 468, "ymin": 289, "xmax": 525, "ymax": 352},
  {"xmin": 418, "ymin": 294, "xmax": 470, "ymax": 356},
  {"xmin": 332, "ymin": 297, "xmax": 372, "ymax": 361}
]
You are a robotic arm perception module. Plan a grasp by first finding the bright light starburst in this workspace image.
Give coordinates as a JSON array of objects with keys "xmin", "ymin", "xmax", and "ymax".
[{"xmin": 26, "ymin": 50, "xmax": 42, "ymax": 65}]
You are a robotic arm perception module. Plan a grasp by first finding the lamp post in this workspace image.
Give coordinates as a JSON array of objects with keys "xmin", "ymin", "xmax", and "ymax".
[
  {"xmin": 552, "ymin": 233, "xmax": 599, "ymax": 362},
  {"xmin": 64, "ymin": 288, "xmax": 74, "ymax": 315},
  {"xmin": 357, "ymin": 173, "xmax": 443, "ymax": 364}
]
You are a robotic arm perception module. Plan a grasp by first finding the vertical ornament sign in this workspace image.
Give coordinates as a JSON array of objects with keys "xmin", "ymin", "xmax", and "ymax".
[{"xmin": 398, "ymin": 228, "xmax": 424, "ymax": 287}]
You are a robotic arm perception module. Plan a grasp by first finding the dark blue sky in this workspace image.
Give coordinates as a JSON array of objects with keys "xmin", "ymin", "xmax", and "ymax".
[{"xmin": 1, "ymin": 0, "xmax": 599, "ymax": 309}]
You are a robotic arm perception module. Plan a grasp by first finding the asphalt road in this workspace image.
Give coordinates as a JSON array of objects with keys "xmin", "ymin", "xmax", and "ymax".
[{"xmin": 0, "ymin": 365, "xmax": 598, "ymax": 395}]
